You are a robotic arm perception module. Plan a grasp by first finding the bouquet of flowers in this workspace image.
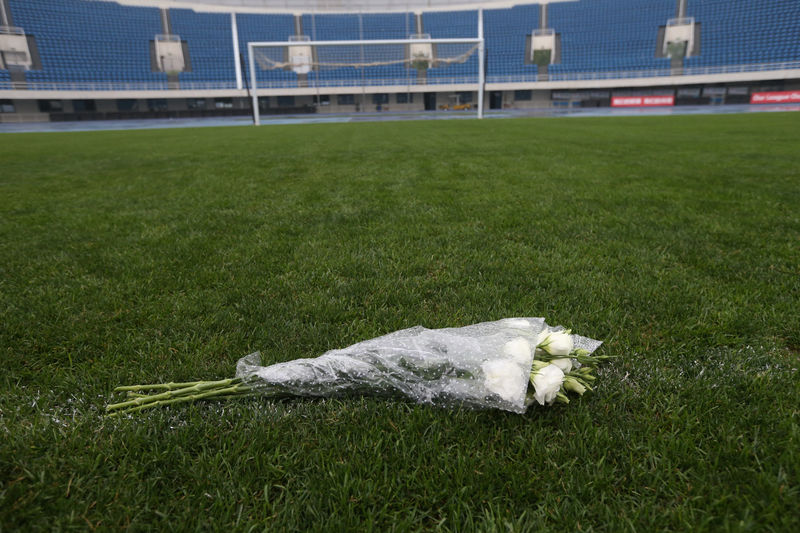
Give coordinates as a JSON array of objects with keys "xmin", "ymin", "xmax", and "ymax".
[{"xmin": 107, "ymin": 318, "xmax": 609, "ymax": 416}]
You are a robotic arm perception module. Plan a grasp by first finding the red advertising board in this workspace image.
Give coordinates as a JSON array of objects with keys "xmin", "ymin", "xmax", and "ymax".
[
  {"xmin": 611, "ymin": 95, "xmax": 674, "ymax": 107},
  {"xmin": 750, "ymin": 91, "xmax": 800, "ymax": 104}
]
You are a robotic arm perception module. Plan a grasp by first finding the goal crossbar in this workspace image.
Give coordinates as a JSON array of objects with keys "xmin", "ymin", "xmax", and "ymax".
[
  {"xmin": 247, "ymin": 37, "xmax": 484, "ymax": 124},
  {"xmin": 250, "ymin": 38, "xmax": 482, "ymax": 47}
]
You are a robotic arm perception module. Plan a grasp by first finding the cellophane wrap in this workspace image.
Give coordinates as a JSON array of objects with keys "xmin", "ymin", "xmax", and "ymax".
[{"xmin": 235, "ymin": 318, "xmax": 602, "ymax": 413}]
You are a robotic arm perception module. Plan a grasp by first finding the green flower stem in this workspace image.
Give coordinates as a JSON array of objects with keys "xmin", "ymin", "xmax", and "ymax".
[
  {"xmin": 125, "ymin": 389, "xmax": 257, "ymax": 400},
  {"xmin": 114, "ymin": 381, "xmax": 211, "ymax": 392},
  {"xmin": 573, "ymin": 353, "xmax": 616, "ymax": 366},
  {"xmin": 566, "ymin": 369, "xmax": 595, "ymax": 379},
  {"xmin": 534, "ymin": 352, "xmax": 615, "ymax": 368},
  {"xmin": 106, "ymin": 378, "xmax": 244, "ymax": 412},
  {"xmin": 107, "ymin": 384, "xmax": 254, "ymax": 417}
]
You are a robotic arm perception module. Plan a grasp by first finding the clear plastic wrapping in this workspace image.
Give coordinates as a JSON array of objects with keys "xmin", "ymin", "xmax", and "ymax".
[{"xmin": 235, "ymin": 318, "xmax": 602, "ymax": 413}]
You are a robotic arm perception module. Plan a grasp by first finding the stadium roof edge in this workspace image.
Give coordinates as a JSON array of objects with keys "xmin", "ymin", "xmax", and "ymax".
[{"xmin": 108, "ymin": 0, "xmax": 576, "ymax": 15}]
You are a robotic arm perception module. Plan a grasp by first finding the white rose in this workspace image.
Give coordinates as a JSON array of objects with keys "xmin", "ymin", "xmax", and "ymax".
[
  {"xmin": 502, "ymin": 337, "xmax": 532, "ymax": 365},
  {"xmin": 536, "ymin": 329, "xmax": 551, "ymax": 347},
  {"xmin": 531, "ymin": 364, "xmax": 565, "ymax": 405},
  {"xmin": 551, "ymin": 357, "xmax": 573, "ymax": 373},
  {"xmin": 482, "ymin": 359, "xmax": 524, "ymax": 403},
  {"xmin": 536, "ymin": 329, "xmax": 574, "ymax": 356}
]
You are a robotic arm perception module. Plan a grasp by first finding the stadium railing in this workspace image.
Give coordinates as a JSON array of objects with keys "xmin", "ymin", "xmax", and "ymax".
[
  {"xmin": 485, "ymin": 60, "xmax": 800, "ymax": 83},
  {"xmin": 2, "ymin": 60, "xmax": 799, "ymax": 92}
]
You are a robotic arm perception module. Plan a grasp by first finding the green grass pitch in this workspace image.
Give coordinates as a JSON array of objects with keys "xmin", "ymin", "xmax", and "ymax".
[{"xmin": 1, "ymin": 113, "xmax": 799, "ymax": 531}]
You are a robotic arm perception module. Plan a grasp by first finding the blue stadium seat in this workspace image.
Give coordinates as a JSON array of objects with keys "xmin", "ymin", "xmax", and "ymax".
[
  {"xmin": 236, "ymin": 13, "xmax": 296, "ymax": 86},
  {"xmin": 9, "ymin": 0, "xmax": 165, "ymax": 84},
  {"xmin": 484, "ymin": 5, "xmax": 540, "ymax": 80},
  {"xmin": 170, "ymin": 9, "xmax": 235, "ymax": 85},
  {"xmin": 548, "ymin": 0, "xmax": 673, "ymax": 76},
  {"xmin": 685, "ymin": 0, "xmax": 800, "ymax": 68},
  {"xmin": 423, "ymin": 10, "xmax": 480, "ymax": 83},
  {"xmin": 3, "ymin": 0, "xmax": 800, "ymax": 88}
]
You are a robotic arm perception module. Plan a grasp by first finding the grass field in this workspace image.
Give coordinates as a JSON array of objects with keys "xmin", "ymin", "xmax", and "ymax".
[{"xmin": 1, "ymin": 113, "xmax": 799, "ymax": 531}]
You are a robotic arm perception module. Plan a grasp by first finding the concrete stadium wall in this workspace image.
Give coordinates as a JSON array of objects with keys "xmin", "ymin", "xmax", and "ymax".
[{"xmin": 3, "ymin": 74, "xmax": 800, "ymax": 121}]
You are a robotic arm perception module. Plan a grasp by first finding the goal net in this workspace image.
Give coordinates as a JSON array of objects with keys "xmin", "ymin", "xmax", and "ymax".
[{"xmin": 247, "ymin": 35, "xmax": 484, "ymax": 124}]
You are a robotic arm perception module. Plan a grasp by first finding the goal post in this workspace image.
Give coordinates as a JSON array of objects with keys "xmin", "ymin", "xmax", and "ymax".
[{"xmin": 247, "ymin": 36, "xmax": 485, "ymax": 124}]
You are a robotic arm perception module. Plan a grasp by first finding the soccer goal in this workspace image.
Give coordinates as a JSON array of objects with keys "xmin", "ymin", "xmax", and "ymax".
[{"xmin": 247, "ymin": 35, "xmax": 485, "ymax": 124}]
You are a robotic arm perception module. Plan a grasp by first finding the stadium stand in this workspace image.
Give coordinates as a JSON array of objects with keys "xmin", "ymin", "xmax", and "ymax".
[
  {"xmin": 685, "ymin": 0, "xmax": 800, "ymax": 68},
  {"xmin": 548, "ymin": 0, "xmax": 674, "ymax": 75},
  {"xmin": 1, "ymin": 0, "xmax": 799, "ymax": 119},
  {"xmin": 170, "ymin": 9, "xmax": 235, "ymax": 84},
  {"xmin": 484, "ymin": 5, "xmax": 540, "ymax": 80},
  {"xmin": 235, "ymin": 12, "xmax": 296, "ymax": 86},
  {"xmin": 6, "ymin": 0, "xmax": 800, "ymax": 87},
  {"xmin": 353, "ymin": 13, "xmax": 411, "ymax": 84},
  {"xmin": 303, "ymin": 13, "xmax": 360, "ymax": 41},
  {"xmin": 301, "ymin": 14, "xmax": 361, "ymax": 85},
  {"xmin": 9, "ymin": 0, "xmax": 165, "ymax": 84},
  {"xmin": 422, "ymin": 10, "xmax": 478, "ymax": 40},
  {"xmin": 296, "ymin": 13, "xmax": 414, "ymax": 85},
  {"xmin": 361, "ymin": 13, "xmax": 412, "ymax": 41},
  {"xmin": 422, "ymin": 10, "xmax": 479, "ymax": 82}
]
